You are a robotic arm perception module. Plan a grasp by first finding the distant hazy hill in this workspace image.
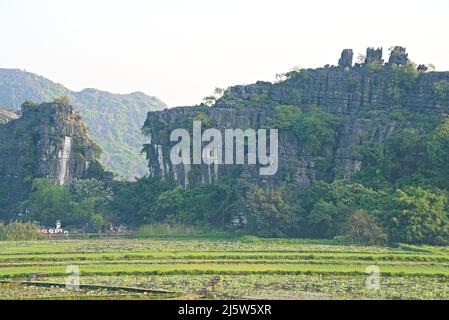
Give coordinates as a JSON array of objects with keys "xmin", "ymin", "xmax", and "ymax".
[{"xmin": 0, "ymin": 68, "xmax": 166, "ymax": 178}]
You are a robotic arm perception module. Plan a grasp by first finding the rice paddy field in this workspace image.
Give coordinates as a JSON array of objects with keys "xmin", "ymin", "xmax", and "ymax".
[{"xmin": 0, "ymin": 238, "xmax": 448, "ymax": 300}]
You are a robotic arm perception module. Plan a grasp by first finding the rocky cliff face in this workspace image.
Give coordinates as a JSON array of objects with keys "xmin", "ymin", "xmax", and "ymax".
[
  {"xmin": 0, "ymin": 102, "xmax": 96, "ymax": 213},
  {"xmin": 0, "ymin": 68, "xmax": 166, "ymax": 178},
  {"xmin": 0, "ymin": 107, "xmax": 18, "ymax": 125},
  {"xmin": 0, "ymin": 102, "xmax": 96, "ymax": 185},
  {"xmin": 144, "ymin": 47, "xmax": 449, "ymax": 188},
  {"xmin": 144, "ymin": 107, "xmax": 278, "ymax": 187}
]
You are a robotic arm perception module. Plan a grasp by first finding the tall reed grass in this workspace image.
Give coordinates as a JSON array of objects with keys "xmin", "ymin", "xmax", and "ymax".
[{"xmin": 0, "ymin": 221, "xmax": 45, "ymax": 241}]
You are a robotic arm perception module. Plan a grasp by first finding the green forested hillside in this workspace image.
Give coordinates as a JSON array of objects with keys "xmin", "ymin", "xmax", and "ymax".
[{"xmin": 0, "ymin": 68, "xmax": 166, "ymax": 178}]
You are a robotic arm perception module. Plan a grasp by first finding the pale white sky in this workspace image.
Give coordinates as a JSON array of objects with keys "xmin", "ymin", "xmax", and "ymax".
[{"xmin": 1, "ymin": 0, "xmax": 448, "ymax": 107}]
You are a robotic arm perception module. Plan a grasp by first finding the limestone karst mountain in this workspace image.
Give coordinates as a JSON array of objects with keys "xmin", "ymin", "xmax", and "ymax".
[
  {"xmin": 143, "ymin": 47, "xmax": 449, "ymax": 188},
  {"xmin": 0, "ymin": 68, "xmax": 167, "ymax": 179},
  {"xmin": 0, "ymin": 101, "xmax": 106, "ymax": 219}
]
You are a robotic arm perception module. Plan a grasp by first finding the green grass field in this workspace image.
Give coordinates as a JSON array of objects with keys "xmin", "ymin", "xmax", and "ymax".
[{"xmin": 0, "ymin": 239, "xmax": 448, "ymax": 300}]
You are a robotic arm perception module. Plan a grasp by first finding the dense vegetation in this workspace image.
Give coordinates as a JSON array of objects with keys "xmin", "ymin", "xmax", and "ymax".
[
  {"xmin": 0, "ymin": 68, "xmax": 166, "ymax": 178},
  {"xmin": 16, "ymin": 111, "xmax": 449, "ymax": 245},
  {"xmin": 123, "ymin": 63, "xmax": 449, "ymax": 245},
  {"xmin": 23, "ymin": 178, "xmax": 112, "ymax": 232},
  {"xmin": 2, "ymin": 62, "xmax": 449, "ymax": 246}
]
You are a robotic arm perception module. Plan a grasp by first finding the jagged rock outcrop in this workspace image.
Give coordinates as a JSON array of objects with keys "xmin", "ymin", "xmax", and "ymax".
[
  {"xmin": 388, "ymin": 46, "xmax": 409, "ymax": 65},
  {"xmin": 0, "ymin": 107, "xmax": 18, "ymax": 124},
  {"xmin": 417, "ymin": 64, "xmax": 429, "ymax": 72},
  {"xmin": 0, "ymin": 102, "xmax": 97, "ymax": 214},
  {"xmin": 338, "ymin": 49, "xmax": 353, "ymax": 68},
  {"xmin": 0, "ymin": 102, "xmax": 96, "ymax": 186},
  {"xmin": 365, "ymin": 47, "xmax": 383, "ymax": 65},
  {"xmin": 143, "ymin": 47, "xmax": 449, "ymax": 189}
]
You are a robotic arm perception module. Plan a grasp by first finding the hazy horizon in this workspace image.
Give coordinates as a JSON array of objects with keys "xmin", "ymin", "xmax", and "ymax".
[{"xmin": 1, "ymin": 0, "xmax": 448, "ymax": 107}]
